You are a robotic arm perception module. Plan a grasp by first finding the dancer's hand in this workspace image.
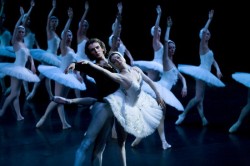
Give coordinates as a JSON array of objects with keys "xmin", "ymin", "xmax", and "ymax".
[
  {"xmin": 65, "ymin": 63, "xmax": 75, "ymax": 74},
  {"xmin": 157, "ymin": 97, "xmax": 166, "ymax": 111}
]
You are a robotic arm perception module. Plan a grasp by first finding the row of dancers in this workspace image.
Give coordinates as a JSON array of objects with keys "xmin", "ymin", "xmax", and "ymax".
[{"xmin": 0, "ymin": 1, "xmax": 250, "ymax": 166}]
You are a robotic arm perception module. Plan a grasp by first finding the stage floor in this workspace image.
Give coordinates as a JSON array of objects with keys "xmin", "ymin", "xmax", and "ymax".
[{"xmin": 1, "ymin": 79, "xmax": 250, "ymax": 166}]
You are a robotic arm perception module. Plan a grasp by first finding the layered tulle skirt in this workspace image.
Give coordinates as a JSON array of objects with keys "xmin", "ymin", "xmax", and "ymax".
[
  {"xmin": 0, "ymin": 46, "xmax": 16, "ymax": 58},
  {"xmin": 38, "ymin": 65, "xmax": 86, "ymax": 90},
  {"xmin": 232, "ymin": 72, "xmax": 250, "ymax": 88},
  {"xmin": 142, "ymin": 81, "xmax": 184, "ymax": 111},
  {"xmin": 0, "ymin": 73, "xmax": 6, "ymax": 78},
  {"xmin": 30, "ymin": 49, "xmax": 61, "ymax": 67},
  {"xmin": 133, "ymin": 60, "xmax": 163, "ymax": 73},
  {"xmin": 104, "ymin": 89, "xmax": 163, "ymax": 138},
  {"xmin": 178, "ymin": 64, "xmax": 225, "ymax": 87},
  {"xmin": 0, "ymin": 63, "xmax": 40, "ymax": 82}
]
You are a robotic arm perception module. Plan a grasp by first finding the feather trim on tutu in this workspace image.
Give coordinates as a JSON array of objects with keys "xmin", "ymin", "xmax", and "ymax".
[{"xmin": 104, "ymin": 89, "xmax": 162, "ymax": 138}]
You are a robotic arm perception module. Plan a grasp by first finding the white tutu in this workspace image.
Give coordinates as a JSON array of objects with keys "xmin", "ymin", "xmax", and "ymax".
[
  {"xmin": 157, "ymin": 67, "xmax": 179, "ymax": 90},
  {"xmin": 30, "ymin": 49, "xmax": 61, "ymax": 67},
  {"xmin": 0, "ymin": 63, "xmax": 40, "ymax": 82},
  {"xmin": 142, "ymin": 81, "xmax": 184, "ymax": 111},
  {"xmin": 232, "ymin": 72, "xmax": 250, "ymax": 88},
  {"xmin": 178, "ymin": 64, "xmax": 225, "ymax": 87},
  {"xmin": 105, "ymin": 88, "xmax": 163, "ymax": 138},
  {"xmin": 38, "ymin": 65, "xmax": 86, "ymax": 90},
  {"xmin": 133, "ymin": 60, "xmax": 163, "ymax": 73},
  {"xmin": 0, "ymin": 73, "xmax": 6, "ymax": 78},
  {"xmin": 0, "ymin": 46, "xmax": 16, "ymax": 58}
]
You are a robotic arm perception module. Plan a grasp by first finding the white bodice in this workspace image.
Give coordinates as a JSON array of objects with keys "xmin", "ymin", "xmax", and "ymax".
[
  {"xmin": 159, "ymin": 67, "xmax": 179, "ymax": 90},
  {"xmin": 60, "ymin": 49, "xmax": 76, "ymax": 71},
  {"xmin": 24, "ymin": 32, "xmax": 36, "ymax": 49},
  {"xmin": 199, "ymin": 50, "xmax": 214, "ymax": 71},
  {"xmin": 14, "ymin": 47, "xmax": 30, "ymax": 66},
  {"xmin": 47, "ymin": 35, "xmax": 60, "ymax": 54},
  {"xmin": 124, "ymin": 72, "xmax": 142, "ymax": 107},
  {"xmin": 76, "ymin": 39, "xmax": 89, "ymax": 60},
  {"xmin": 153, "ymin": 44, "xmax": 163, "ymax": 64}
]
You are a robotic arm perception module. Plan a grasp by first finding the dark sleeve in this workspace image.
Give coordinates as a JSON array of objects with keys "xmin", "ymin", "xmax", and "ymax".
[{"xmin": 74, "ymin": 62, "xmax": 88, "ymax": 72}]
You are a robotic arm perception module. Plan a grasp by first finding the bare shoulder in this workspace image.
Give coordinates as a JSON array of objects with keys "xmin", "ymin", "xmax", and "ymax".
[{"xmin": 131, "ymin": 66, "xmax": 142, "ymax": 72}]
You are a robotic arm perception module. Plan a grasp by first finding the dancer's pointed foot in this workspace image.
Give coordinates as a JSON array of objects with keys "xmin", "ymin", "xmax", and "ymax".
[
  {"xmin": 162, "ymin": 141, "xmax": 171, "ymax": 150},
  {"xmin": 17, "ymin": 115, "xmax": 24, "ymax": 121},
  {"xmin": 36, "ymin": 116, "xmax": 46, "ymax": 128},
  {"xmin": 131, "ymin": 138, "xmax": 142, "ymax": 147},
  {"xmin": 26, "ymin": 92, "xmax": 35, "ymax": 101},
  {"xmin": 25, "ymin": 91, "xmax": 30, "ymax": 98},
  {"xmin": 202, "ymin": 117, "xmax": 208, "ymax": 126},
  {"xmin": 229, "ymin": 122, "xmax": 240, "ymax": 133},
  {"xmin": 52, "ymin": 96, "xmax": 71, "ymax": 104},
  {"xmin": 175, "ymin": 114, "xmax": 185, "ymax": 125},
  {"xmin": 62, "ymin": 123, "xmax": 71, "ymax": 130}
]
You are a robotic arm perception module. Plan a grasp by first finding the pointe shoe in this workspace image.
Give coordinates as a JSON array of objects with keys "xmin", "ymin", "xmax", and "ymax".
[
  {"xmin": 162, "ymin": 141, "xmax": 171, "ymax": 150},
  {"xmin": 202, "ymin": 117, "xmax": 208, "ymax": 126},
  {"xmin": 17, "ymin": 115, "xmax": 24, "ymax": 121},
  {"xmin": 25, "ymin": 91, "xmax": 30, "ymax": 98},
  {"xmin": 131, "ymin": 138, "xmax": 142, "ymax": 147},
  {"xmin": 229, "ymin": 122, "xmax": 240, "ymax": 133},
  {"xmin": 52, "ymin": 96, "xmax": 71, "ymax": 104},
  {"xmin": 175, "ymin": 114, "xmax": 185, "ymax": 125},
  {"xmin": 26, "ymin": 92, "xmax": 34, "ymax": 101},
  {"xmin": 62, "ymin": 123, "xmax": 72, "ymax": 130},
  {"xmin": 36, "ymin": 116, "xmax": 46, "ymax": 128}
]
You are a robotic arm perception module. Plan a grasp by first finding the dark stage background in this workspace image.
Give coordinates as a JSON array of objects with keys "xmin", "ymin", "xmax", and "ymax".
[{"xmin": 2, "ymin": 0, "xmax": 249, "ymax": 83}]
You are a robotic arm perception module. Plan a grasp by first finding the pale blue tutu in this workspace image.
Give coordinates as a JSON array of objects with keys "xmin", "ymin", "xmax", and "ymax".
[
  {"xmin": 0, "ymin": 46, "xmax": 16, "ymax": 58},
  {"xmin": 178, "ymin": 64, "xmax": 225, "ymax": 87},
  {"xmin": 30, "ymin": 48, "xmax": 61, "ymax": 67},
  {"xmin": 133, "ymin": 60, "xmax": 163, "ymax": 73},
  {"xmin": 232, "ymin": 72, "xmax": 250, "ymax": 88},
  {"xmin": 38, "ymin": 65, "xmax": 86, "ymax": 90},
  {"xmin": 0, "ymin": 63, "xmax": 40, "ymax": 82}
]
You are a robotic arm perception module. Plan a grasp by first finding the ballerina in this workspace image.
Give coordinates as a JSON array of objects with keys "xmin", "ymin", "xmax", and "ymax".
[
  {"xmin": 26, "ymin": 0, "xmax": 61, "ymax": 101},
  {"xmin": 131, "ymin": 16, "xmax": 186, "ymax": 150},
  {"xmin": 35, "ymin": 7, "xmax": 86, "ymax": 129},
  {"xmin": 133, "ymin": 5, "xmax": 163, "ymax": 81},
  {"xmin": 175, "ymin": 9, "xmax": 225, "ymax": 126},
  {"xmin": 0, "ymin": 6, "xmax": 40, "ymax": 120}
]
